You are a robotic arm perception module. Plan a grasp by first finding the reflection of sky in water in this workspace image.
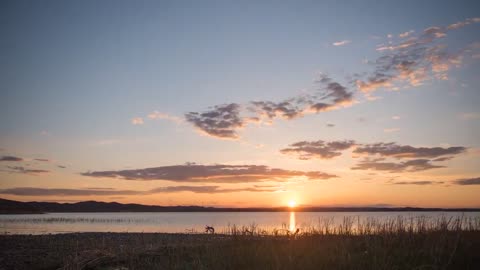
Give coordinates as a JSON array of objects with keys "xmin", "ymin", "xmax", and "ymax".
[{"xmin": 0, "ymin": 212, "xmax": 478, "ymax": 234}]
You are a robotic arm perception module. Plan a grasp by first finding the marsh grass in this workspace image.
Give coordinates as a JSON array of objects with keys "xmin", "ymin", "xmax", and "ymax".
[{"xmin": 1, "ymin": 216, "xmax": 479, "ymax": 270}]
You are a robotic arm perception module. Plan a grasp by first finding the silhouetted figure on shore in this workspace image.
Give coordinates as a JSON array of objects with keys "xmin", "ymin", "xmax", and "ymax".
[{"xmin": 205, "ymin": 225, "xmax": 215, "ymax": 234}]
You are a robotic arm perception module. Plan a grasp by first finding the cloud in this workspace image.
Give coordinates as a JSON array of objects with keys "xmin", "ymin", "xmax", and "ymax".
[
  {"xmin": 96, "ymin": 139, "xmax": 122, "ymax": 146},
  {"xmin": 447, "ymin": 17, "xmax": 480, "ymax": 30},
  {"xmin": 391, "ymin": 180, "xmax": 444, "ymax": 185},
  {"xmin": 432, "ymin": 156, "xmax": 454, "ymax": 162},
  {"xmin": 0, "ymin": 156, "xmax": 23, "ymax": 162},
  {"xmin": 34, "ymin": 159, "xmax": 49, "ymax": 162},
  {"xmin": 351, "ymin": 158, "xmax": 444, "ymax": 172},
  {"xmin": 280, "ymin": 140, "xmax": 356, "ymax": 160},
  {"xmin": 131, "ymin": 117, "xmax": 144, "ymax": 125},
  {"xmin": 250, "ymin": 99, "xmax": 305, "ymax": 121},
  {"xmin": 82, "ymin": 163, "xmax": 337, "ymax": 182},
  {"xmin": 182, "ymin": 18, "xmax": 477, "ymax": 139},
  {"xmin": 0, "ymin": 187, "xmax": 139, "ymax": 196},
  {"xmin": 384, "ymin": 128, "xmax": 400, "ymax": 133},
  {"xmin": 333, "ymin": 40, "xmax": 351, "ymax": 46},
  {"xmin": 353, "ymin": 142, "xmax": 466, "ymax": 159},
  {"xmin": 326, "ymin": 123, "xmax": 335, "ymax": 127},
  {"xmin": 459, "ymin": 112, "xmax": 480, "ymax": 120},
  {"xmin": 5, "ymin": 166, "xmax": 49, "ymax": 175},
  {"xmin": 147, "ymin": 111, "xmax": 183, "ymax": 123},
  {"xmin": 392, "ymin": 116, "xmax": 401, "ymax": 120},
  {"xmin": 357, "ymin": 18, "xmax": 480, "ymax": 94},
  {"xmin": 185, "ymin": 74, "xmax": 353, "ymax": 139},
  {"xmin": 250, "ymin": 73, "xmax": 353, "ymax": 120},
  {"xmin": 454, "ymin": 177, "xmax": 480, "ymax": 185},
  {"xmin": 387, "ymin": 176, "xmax": 480, "ymax": 186},
  {"xmin": 399, "ymin": 30, "xmax": 414, "ymax": 38},
  {"xmin": 185, "ymin": 103, "xmax": 246, "ymax": 139},
  {"xmin": 349, "ymin": 142, "xmax": 466, "ymax": 173},
  {"xmin": 279, "ymin": 139, "xmax": 466, "ymax": 174},
  {"xmin": 0, "ymin": 185, "xmax": 281, "ymax": 196}
]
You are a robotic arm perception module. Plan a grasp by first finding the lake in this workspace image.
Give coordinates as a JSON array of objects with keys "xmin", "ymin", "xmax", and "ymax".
[{"xmin": 1, "ymin": 211, "xmax": 479, "ymax": 234}]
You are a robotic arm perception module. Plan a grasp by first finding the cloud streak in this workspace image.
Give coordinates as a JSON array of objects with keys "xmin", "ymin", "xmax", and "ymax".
[
  {"xmin": 4, "ymin": 166, "xmax": 49, "ymax": 175},
  {"xmin": 333, "ymin": 40, "xmax": 351, "ymax": 46},
  {"xmin": 0, "ymin": 156, "xmax": 23, "ymax": 162},
  {"xmin": 352, "ymin": 158, "xmax": 444, "ymax": 173},
  {"xmin": 454, "ymin": 177, "xmax": 480, "ymax": 185},
  {"xmin": 353, "ymin": 142, "xmax": 466, "ymax": 159},
  {"xmin": 0, "ymin": 185, "xmax": 281, "ymax": 196},
  {"xmin": 82, "ymin": 163, "xmax": 337, "ymax": 182},
  {"xmin": 391, "ymin": 180, "xmax": 444, "ymax": 185},
  {"xmin": 388, "ymin": 176, "xmax": 480, "ymax": 186}
]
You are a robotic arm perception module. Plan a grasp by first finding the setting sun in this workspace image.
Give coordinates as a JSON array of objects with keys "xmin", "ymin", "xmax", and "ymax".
[{"xmin": 288, "ymin": 200, "xmax": 297, "ymax": 208}]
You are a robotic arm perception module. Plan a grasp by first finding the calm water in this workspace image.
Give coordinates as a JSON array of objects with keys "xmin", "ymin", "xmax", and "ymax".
[{"xmin": 1, "ymin": 212, "xmax": 479, "ymax": 234}]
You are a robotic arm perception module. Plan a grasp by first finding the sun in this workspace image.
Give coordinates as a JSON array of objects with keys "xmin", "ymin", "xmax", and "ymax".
[{"xmin": 288, "ymin": 200, "xmax": 297, "ymax": 208}]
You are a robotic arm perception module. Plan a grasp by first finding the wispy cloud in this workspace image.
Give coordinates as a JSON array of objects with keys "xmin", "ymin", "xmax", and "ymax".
[
  {"xmin": 399, "ymin": 30, "xmax": 414, "ymax": 38},
  {"xmin": 459, "ymin": 112, "xmax": 480, "ymax": 120},
  {"xmin": 82, "ymin": 163, "xmax": 337, "ymax": 182},
  {"xmin": 333, "ymin": 40, "xmax": 351, "ymax": 46},
  {"xmin": 357, "ymin": 18, "xmax": 480, "ymax": 94},
  {"xmin": 147, "ymin": 111, "xmax": 183, "ymax": 123},
  {"xmin": 384, "ymin": 128, "xmax": 400, "ymax": 133},
  {"xmin": 131, "ymin": 117, "xmax": 144, "ymax": 125},
  {"xmin": 4, "ymin": 166, "xmax": 49, "ymax": 175},
  {"xmin": 447, "ymin": 17, "xmax": 480, "ymax": 30}
]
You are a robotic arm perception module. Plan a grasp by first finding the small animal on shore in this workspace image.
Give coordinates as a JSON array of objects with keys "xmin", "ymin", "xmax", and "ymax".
[
  {"xmin": 205, "ymin": 225, "xmax": 215, "ymax": 234},
  {"xmin": 287, "ymin": 228, "xmax": 300, "ymax": 237}
]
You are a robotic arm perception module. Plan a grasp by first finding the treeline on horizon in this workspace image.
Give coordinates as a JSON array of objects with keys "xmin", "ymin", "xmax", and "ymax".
[{"xmin": 1, "ymin": 198, "xmax": 479, "ymax": 214}]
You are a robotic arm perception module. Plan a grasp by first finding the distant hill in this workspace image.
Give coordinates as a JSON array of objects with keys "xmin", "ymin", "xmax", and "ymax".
[
  {"xmin": 0, "ymin": 198, "xmax": 43, "ymax": 214},
  {"xmin": 1, "ymin": 198, "xmax": 479, "ymax": 214}
]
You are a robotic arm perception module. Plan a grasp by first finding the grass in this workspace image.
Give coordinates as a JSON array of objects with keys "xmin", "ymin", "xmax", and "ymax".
[{"xmin": 0, "ymin": 216, "xmax": 479, "ymax": 270}]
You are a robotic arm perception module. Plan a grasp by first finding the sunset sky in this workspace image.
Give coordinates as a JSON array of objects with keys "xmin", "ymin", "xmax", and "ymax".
[{"xmin": 1, "ymin": 0, "xmax": 480, "ymax": 207}]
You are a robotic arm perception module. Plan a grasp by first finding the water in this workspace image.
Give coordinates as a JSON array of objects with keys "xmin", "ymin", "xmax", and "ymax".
[{"xmin": 1, "ymin": 212, "xmax": 479, "ymax": 234}]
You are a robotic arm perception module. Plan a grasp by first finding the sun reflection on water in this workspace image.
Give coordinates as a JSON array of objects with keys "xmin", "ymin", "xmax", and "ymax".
[{"xmin": 289, "ymin": 211, "xmax": 296, "ymax": 232}]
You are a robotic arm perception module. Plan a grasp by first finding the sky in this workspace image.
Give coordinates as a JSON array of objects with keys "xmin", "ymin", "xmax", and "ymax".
[{"xmin": 1, "ymin": 0, "xmax": 480, "ymax": 208}]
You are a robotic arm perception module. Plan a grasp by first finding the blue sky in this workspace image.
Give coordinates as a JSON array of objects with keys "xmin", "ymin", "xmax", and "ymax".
[{"xmin": 1, "ymin": 0, "xmax": 480, "ymax": 207}]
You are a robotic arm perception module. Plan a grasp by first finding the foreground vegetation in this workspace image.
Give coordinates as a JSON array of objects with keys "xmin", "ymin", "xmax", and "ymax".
[{"xmin": 1, "ymin": 216, "xmax": 480, "ymax": 270}]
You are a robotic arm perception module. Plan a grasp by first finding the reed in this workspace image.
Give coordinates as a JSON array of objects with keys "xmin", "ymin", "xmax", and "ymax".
[{"xmin": 1, "ymin": 216, "xmax": 479, "ymax": 269}]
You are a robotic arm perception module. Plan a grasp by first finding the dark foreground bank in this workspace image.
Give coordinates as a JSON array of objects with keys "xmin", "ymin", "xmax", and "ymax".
[{"xmin": 1, "ymin": 231, "xmax": 480, "ymax": 270}]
